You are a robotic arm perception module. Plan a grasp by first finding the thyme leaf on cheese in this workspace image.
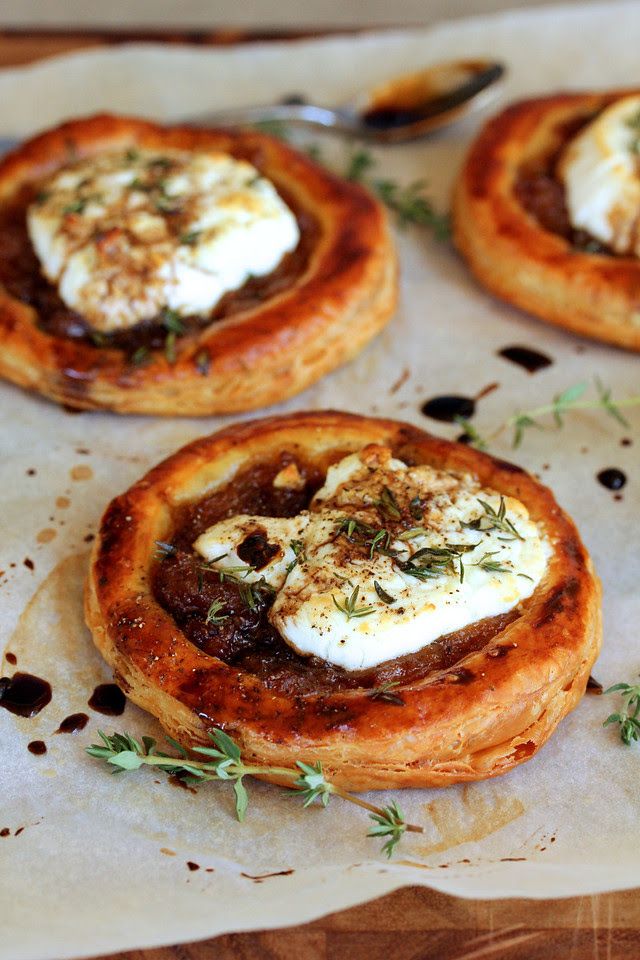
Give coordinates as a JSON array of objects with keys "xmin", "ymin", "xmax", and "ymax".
[
  {"xmin": 626, "ymin": 108, "xmax": 640, "ymax": 154},
  {"xmin": 86, "ymin": 728, "xmax": 423, "ymax": 857},
  {"xmin": 373, "ymin": 580, "xmax": 396, "ymax": 604},
  {"xmin": 474, "ymin": 497, "xmax": 524, "ymax": 541},
  {"xmin": 455, "ymin": 379, "xmax": 640, "ymax": 450},
  {"xmin": 332, "ymin": 585, "xmax": 376, "ymax": 620},
  {"xmin": 603, "ymin": 679, "xmax": 640, "ymax": 745}
]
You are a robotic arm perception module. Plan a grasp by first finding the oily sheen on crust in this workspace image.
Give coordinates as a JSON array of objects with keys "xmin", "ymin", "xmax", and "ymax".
[
  {"xmin": 453, "ymin": 91, "xmax": 640, "ymax": 352},
  {"xmin": 0, "ymin": 114, "xmax": 397, "ymax": 414},
  {"xmin": 85, "ymin": 412, "xmax": 601, "ymax": 791}
]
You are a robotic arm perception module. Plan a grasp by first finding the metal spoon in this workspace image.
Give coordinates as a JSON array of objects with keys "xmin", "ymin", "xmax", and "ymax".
[{"xmin": 189, "ymin": 59, "xmax": 505, "ymax": 143}]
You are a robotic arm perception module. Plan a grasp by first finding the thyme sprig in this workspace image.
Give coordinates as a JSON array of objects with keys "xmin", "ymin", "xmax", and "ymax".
[
  {"xmin": 86, "ymin": 728, "xmax": 423, "ymax": 857},
  {"xmin": 455, "ymin": 380, "xmax": 640, "ymax": 450},
  {"xmin": 337, "ymin": 517, "xmax": 395, "ymax": 559},
  {"xmin": 474, "ymin": 497, "xmax": 523, "ymax": 541},
  {"xmin": 205, "ymin": 599, "xmax": 229, "ymax": 626},
  {"xmin": 345, "ymin": 147, "xmax": 451, "ymax": 239},
  {"xmin": 332, "ymin": 585, "xmax": 376, "ymax": 620},
  {"xmin": 603, "ymin": 680, "xmax": 640, "ymax": 745},
  {"xmin": 398, "ymin": 543, "xmax": 470, "ymax": 584}
]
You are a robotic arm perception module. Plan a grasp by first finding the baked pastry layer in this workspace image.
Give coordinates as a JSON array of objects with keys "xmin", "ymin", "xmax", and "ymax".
[
  {"xmin": 453, "ymin": 91, "xmax": 640, "ymax": 351},
  {"xmin": 85, "ymin": 411, "xmax": 601, "ymax": 790},
  {"xmin": 0, "ymin": 114, "xmax": 397, "ymax": 414}
]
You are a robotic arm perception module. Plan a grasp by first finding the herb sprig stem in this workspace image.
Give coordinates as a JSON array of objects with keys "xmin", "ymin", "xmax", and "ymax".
[
  {"xmin": 456, "ymin": 380, "xmax": 640, "ymax": 450},
  {"xmin": 87, "ymin": 729, "xmax": 423, "ymax": 858}
]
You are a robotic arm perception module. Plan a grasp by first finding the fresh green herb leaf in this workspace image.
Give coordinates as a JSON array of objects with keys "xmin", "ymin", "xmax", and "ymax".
[
  {"xmin": 130, "ymin": 346, "xmax": 150, "ymax": 367},
  {"xmin": 603, "ymin": 679, "xmax": 640, "ymax": 745},
  {"xmin": 373, "ymin": 580, "xmax": 396, "ymax": 604},
  {"xmin": 367, "ymin": 801, "xmax": 408, "ymax": 859},
  {"xmin": 376, "ymin": 485, "xmax": 402, "ymax": 520},
  {"xmin": 367, "ymin": 680, "xmax": 404, "ymax": 705},
  {"xmin": 205, "ymin": 599, "xmax": 229, "ymax": 626},
  {"xmin": 86, "ymin": 728, "xmax": 422, "ymax": 857},
  {"xmin": 195, "ymin": 349, "xmax": 211, "ymax": 376},
  {"xmin": 180, "ymin": 230, "xmax": 202, "ymax": 246},
  {"xmin": 332, "ymin": 585, "xmax": 376, "ymax": 620}
]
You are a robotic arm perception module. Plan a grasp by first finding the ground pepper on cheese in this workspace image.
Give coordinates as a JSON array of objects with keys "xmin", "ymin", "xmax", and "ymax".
[
  {"xmin": 194, "ymin": 445, "xmax": 550, "ymax": 671},
  {"xmin": 27, "ymin": 148, "xmax": 300, "ymax": 332}
]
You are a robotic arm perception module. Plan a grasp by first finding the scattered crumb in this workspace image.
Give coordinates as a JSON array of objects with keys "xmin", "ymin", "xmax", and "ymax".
[
  {"xmin": 56, "ymin": 496, "xmax": 71, "ymax": 509},
  {"xmin": 390, "ymin": 367, "xmax": 410, "ymax": 395},
  {"xmin": 160, "ymin": 848, "xmax": 176, "ymax": 856}
]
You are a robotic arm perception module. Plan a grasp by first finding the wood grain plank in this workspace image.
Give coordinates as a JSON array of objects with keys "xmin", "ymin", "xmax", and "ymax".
[{"xmin": 91, "ymin": 887, "xmax": 640, "ymax": 959}]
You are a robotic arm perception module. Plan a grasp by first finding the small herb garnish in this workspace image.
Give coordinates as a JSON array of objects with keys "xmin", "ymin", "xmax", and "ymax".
[
  {"xmin": 397, "ymin": 527, "xmax": 428, "ymax": 541},
  {"xmin": 376, "ymin": 485, "xmax": 402, "ymax": 520},
  {"xmin": 373, "ymin": 580, "xmax": 396, "ymax": 604},
  {"xmin": 474, "ymin": 497, "xmax": 523, "ymax": 541},
  {"xmin": 626, "ymin": 109, "xmax": 640, "ymax": 154},
  {"xmin": 205, "ymin": 599, "xmax": 229, "ymax": 626},
  {"xmin": 409, "ymin": 496, "xmax": 424, "ymax": 520},
  {"xmin": 161, "ymin": 309, "xmax": 185, "ymax": 365},
  {"xmin": 180, "ymin": 230, "xmax": 202, "ymax": 246},
  {"xmin": 155, "ymin": 540, "xmax": 177, "ymax": 559},
  {"xmin": 285, "ymin": 539, "xmax": 307, "ymax": 575},
  {"xmin": 124, "ymin": 147, "xmax": 140, "ymax": 163},
  {"xmin": 195, "ymin": 349, "xmax": 211, "ymax": 376},
  {"xmin": 398, "ymin": 544, "xmax": 469, "ymax": 584},
  {"xmin": 455, "ymin": 379, "xmax": 640, "ymax": 451},
  {"xmin": 34, "ymin": 190, "xmax": 51, "ymax": 205},
  {"xmin": 337, "ymin": 517, "xmax": 395, "ymax": 559},
  {"xmin": 368, "ymin": 801, "xmax": 411, "ymax": 858},
  {"xmin": 472, "ymin": 551, "xmax": 511, "ymax": 574},
  {"xmin": 239, "ymin": 577, "xmax": 276, "ymax": 612},
  {"xmin": 603, "ymin": 679, "xmax": 640, "ymax": 745},
  {"xmin": 86, "ymin": 728, "xmax": 423, "ymax": 856},
  {"xmin": 90, "ymin": 331, "xmax": 107, "ymax": 348},
  {"xmin": 130, "ymin": 346, "xmax": 150, "ymax": 367},
  {"xmin": 345, "ymin": 147, "xmax": 451, "ymax": 239},
  {"xmin": 368, "ymin": 680, "xmax": 405, "ymax": 706},
  {"xmin": 332, "ymin": 585, "xmax": 376, "ymax": 620}
]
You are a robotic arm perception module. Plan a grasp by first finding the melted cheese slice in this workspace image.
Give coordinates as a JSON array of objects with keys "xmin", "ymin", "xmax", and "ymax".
[
  {"xmin": 558, "ymin": 95, "xmax": 640, "ymax": 254},
  {"xmin": 194, "ymin": 446, "xmax": 549, "ymax": 671},
  {"xmin": 27, "ymin": 148, "xmax": 300, "ymax": 332}
]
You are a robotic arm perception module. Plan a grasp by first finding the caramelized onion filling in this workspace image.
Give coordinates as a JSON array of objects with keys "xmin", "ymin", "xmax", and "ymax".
[{"xmin": 152, "ymin": 453, "xmax": 522, "ymax": 695}]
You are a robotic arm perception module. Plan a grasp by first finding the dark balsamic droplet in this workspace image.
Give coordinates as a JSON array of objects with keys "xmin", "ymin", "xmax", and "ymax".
[
  {"xmin": 586, "ymin": 675, "xmax": 603, "ymax": 695},
  {"xmin": 498, "ymin": 345, "xmax": 553, "ymax": 373},
  {"xmin": 5, "ymin": 652, "xmax": 17, "ymax": 665},
  {"xmin": 0, "ymin": 672, "xmax": 52, "ymax": 718},
  {"xmin": 28, "ymin": 740, "xmax": 47, "ymax": 755},
  {"xmin": 56, "ymin": 712, "xmax": 89, "ymax": 734},
  {"xmin": 596, "ymin": 468, "xmax": 627, "ymax": 491},
  {"xmin": 186, "ymin": 861, "xmax": 200, "ymax": 871},
  {"xmin": 421, "ymin": 395, "xmax": 475, "ymax": 423},
  {"xmin": 88, "ymin": 683, "xmax": 126, "ymax": 716},
  {"xmin": 0, "ymin": 828, "xmax": 9, "ymax": 837}
]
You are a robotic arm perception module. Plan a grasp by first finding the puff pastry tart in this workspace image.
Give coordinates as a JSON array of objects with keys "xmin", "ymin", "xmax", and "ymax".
[
  {"xmin": 453, "ymin": 91, "xmax": 640, "ymax": 351},
  {"xmin": 0, "ymin": 114, "xmax": 397, "ymax": 414},
  {"xmin": 85, "ymin": 411, "xmax": 601, "ymax": 791}
]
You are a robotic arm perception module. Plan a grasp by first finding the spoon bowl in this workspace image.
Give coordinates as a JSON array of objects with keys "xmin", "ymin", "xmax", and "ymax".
[{"xmin": 189, "ymin": 59, "xmax": 505, "ymax": 143}]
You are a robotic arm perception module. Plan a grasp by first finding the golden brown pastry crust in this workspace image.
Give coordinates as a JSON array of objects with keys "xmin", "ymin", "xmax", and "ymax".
[
  {"xmin": 0, "ymin": 114, "xmax": 397, "ymax": 414},
  {"xmin": 453, "ymin": 91, "xmax": 640, "ymax": 352},
  {"xmin": 85, "ymin": 411, "xmax": 601, "ymax": 791}
]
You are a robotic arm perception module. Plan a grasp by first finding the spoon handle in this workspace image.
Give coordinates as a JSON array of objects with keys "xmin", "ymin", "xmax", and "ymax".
[{"xmin": 186, "ymin": 102, "xmax": 355, "ymax": 135}]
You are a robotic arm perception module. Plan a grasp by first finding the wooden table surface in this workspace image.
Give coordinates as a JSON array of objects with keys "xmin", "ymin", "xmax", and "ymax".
[{"xmin": 3, "ymin": 26, "xmax": 637, "ymax": 960}]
